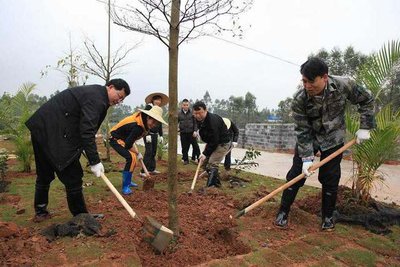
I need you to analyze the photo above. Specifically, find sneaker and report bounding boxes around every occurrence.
[321,217,335,231]
[139,172,147,178]
[150,170,161,175]
[274,210,289,228]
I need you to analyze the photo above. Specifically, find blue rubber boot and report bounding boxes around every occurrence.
[122,171,133,195]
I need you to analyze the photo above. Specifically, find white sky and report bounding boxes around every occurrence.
[1,0,399,109]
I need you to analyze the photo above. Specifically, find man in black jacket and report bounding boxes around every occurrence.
[193,101,231,187]
[178,99,200,165]
[26,79,130,222]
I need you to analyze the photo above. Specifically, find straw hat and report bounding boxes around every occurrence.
[222,118,231,129]
[139,106,168,125]
[145,92,169,107]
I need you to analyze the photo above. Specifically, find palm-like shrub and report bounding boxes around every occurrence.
[347,40,400,202]
[0,83,36,172]
[346,106,400,202]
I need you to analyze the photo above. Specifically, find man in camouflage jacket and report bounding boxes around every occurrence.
[275,57,375,231]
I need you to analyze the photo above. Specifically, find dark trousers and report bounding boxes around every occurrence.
[142,134,157,172]
[109,138,135,172]
[280,143,343,215]
[180,133,200,161]
[224,151,232,169]
[32,135,87,216]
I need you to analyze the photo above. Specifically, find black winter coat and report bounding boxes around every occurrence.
[197,112,230,157]
[26,85,109,171]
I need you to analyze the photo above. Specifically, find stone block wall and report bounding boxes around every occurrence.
[238,123,296,152]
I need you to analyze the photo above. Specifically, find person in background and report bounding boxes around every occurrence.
[26,79,130,222]
[222,118,239,171]
[110,106,167,195]
[274,57,375,231]
[178,99,200,165]
[140,93,169,176]
[192,101,231,187]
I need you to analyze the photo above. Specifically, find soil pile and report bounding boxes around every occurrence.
[0,221,50,266]
[97,187,251,266]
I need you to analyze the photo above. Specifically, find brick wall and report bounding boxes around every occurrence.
[238,123,296,152]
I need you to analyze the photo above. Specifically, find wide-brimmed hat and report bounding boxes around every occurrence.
[222,117,231,129]
[139,106,168,125]
[145,92,169,107]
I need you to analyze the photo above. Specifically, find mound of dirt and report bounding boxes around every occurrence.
[0,221,50,266]
[96,187,251,266]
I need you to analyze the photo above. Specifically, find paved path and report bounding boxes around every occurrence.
[182,142,400,205]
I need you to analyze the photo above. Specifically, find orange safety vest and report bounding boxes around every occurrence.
[110,112,147,172]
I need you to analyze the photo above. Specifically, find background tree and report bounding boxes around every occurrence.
[41,35,88,88]
[244,92,257,123]
[276,97,294,123]
[112,0,252,234]
[202,91,213,112]
[311,46,369,77]
[0,83,37,172]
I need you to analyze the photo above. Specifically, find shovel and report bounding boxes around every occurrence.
[100,173,173,252]
[235,139,356,218]
[134,143,155,190]
[188,158,204,193]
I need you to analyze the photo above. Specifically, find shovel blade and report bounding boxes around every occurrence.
[143,216,174,252]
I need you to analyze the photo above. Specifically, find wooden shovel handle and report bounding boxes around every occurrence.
[100,173,139,220]
[190,159,203,191]
[134,143,151,178]
[235,139,356,218]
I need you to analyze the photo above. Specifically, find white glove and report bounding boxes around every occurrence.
[356,129,370,144]
[90,162,104,178]
[302,160,314,177]
[199,154,207,162]
[158,136,164,144]
[232,142,238,148]
[145,135,152,143]
[192,131,198,138]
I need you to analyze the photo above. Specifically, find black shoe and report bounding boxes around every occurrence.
[321,217,335,231]
[183,161,189,165]
[32,212,51,223]
[274,210,289,228]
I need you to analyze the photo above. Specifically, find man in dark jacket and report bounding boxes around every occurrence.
[274,57,375,231]
[193,101,231,187]
[178,99,200,165]
[222,118,239,170]
[25,79,130,222]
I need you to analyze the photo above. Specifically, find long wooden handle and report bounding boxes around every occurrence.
[133,143,151,177]
[139,158,151,177]
[235,139,356,218]
[190,160,203,191]
[100,173,139,220]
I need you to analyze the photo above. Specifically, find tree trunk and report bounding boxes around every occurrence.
[167,0,181,235]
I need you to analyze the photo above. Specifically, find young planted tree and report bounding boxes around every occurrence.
[113,0,253,234]
[347,40,400,202]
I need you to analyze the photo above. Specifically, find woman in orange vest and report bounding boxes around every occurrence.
[110,106,167,195]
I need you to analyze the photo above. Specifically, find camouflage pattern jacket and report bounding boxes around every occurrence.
[292,75,375,158]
